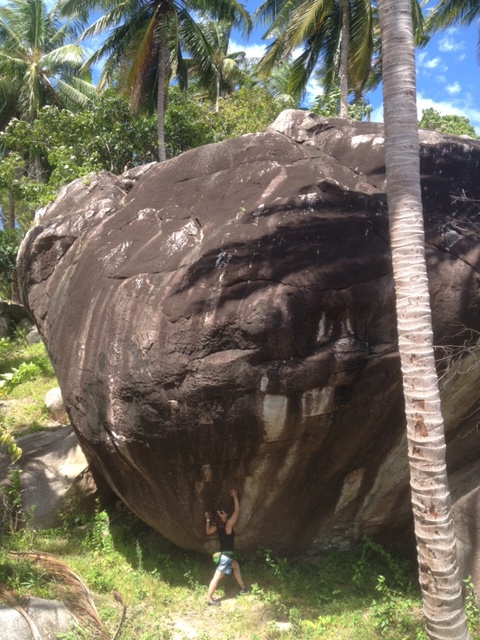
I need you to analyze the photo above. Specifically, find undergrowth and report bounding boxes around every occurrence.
[1,336,479,639]
[0,506,455,640]
[0,336,58,437]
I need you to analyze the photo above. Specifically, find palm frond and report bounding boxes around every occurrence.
[40,43,85,69]
[426,0,480,32]
[287,30,325,100]
[9,551,109,640]
[54,77,96,108]
[254,0,303,37]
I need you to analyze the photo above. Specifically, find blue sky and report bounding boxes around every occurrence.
[233,1,480,133]
[4,0,479,133]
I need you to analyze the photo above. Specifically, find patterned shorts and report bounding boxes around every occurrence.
[217,553,233,575]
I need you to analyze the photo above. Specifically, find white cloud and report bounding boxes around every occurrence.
[416,53,448,77]
[303,76,322,106]
[417,53,448,74]
[425,57,441,69]
[446,81,461,95]
[228,40,267,59]
[439,36,466,53]
[417,51,428,64]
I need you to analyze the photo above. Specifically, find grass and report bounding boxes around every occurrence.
[0,337,58,435]
[0,512,433,640]
[1,335,479,640]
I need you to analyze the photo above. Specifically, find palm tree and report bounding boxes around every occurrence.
[188,20,249,112]
[0,0,94,226]
[0,0,95,122]
[254,0,376,116]
[60,0,251,161]
[426,0,480,34]
[377,0,470,636]
[255,0,425,117]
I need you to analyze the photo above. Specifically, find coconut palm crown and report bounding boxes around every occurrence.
[59,0,252,161]
[0,0,95,121]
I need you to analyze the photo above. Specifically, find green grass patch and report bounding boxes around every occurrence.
[0,337,58,435]
[3,506,469,640]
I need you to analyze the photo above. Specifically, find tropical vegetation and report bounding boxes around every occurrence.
[1,0,480,636]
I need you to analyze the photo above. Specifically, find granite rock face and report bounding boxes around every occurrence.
[17,110,480,556]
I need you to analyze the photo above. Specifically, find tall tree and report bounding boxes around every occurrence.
[187,20,248,112]
[60,0,251,162]
[255,0,425,116]
[254,0,376,116]
[0,0,95,227]
[377,0,470,637]
[0,0,95,121]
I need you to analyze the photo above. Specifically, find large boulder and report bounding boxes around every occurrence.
[16,110,480,557]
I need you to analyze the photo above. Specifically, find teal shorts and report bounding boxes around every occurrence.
[217,553,233,575]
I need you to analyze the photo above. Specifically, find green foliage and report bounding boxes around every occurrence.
[164,87,216,158]
[81,506,114,556]
[419,108,478,138]
[211,85,287,140]
[370,575,426,638]
[0,0,94,122]
[311,88,373,121]
[55,625,89,640]
[0,228,21,300]
[0,502,432,640]
[164,85,288,158]
[464,576,480,633]
[0,430,22,463]
[0,350,44,462]
[0,361,42,395]
[0,337,57,461]
[0,469,23,533]
[0,93,159,230]
[0,548,51,595]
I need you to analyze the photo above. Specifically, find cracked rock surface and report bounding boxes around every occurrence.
[17,110,480,556]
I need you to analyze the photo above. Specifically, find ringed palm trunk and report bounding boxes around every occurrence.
[215,69,221,113]
[339,0,350,118]
[157,18,167,163]
[8,189,15,229]
[377,0,470,638]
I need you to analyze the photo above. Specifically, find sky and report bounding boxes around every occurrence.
[3,0,480,133]
[233,0,480,133]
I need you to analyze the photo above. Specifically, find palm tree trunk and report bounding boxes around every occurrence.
[34,154,43,183]
[8,189,15,229]
[339,0,350,118]
[157,18,167,163]
[215,70,221,113]
[377,0,470,638]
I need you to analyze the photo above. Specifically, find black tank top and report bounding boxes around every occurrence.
[217,526,235,552]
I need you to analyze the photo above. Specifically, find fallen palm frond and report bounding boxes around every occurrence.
[112,588,127,640]
[9,551,110,640]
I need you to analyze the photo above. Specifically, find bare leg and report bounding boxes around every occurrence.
[231,559,245,590]
[207,570,224,602]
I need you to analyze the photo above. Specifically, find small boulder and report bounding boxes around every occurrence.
[25,327,42,344]
[44,387,67,424]
[0,598,75,640]
[17,317,34,336]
